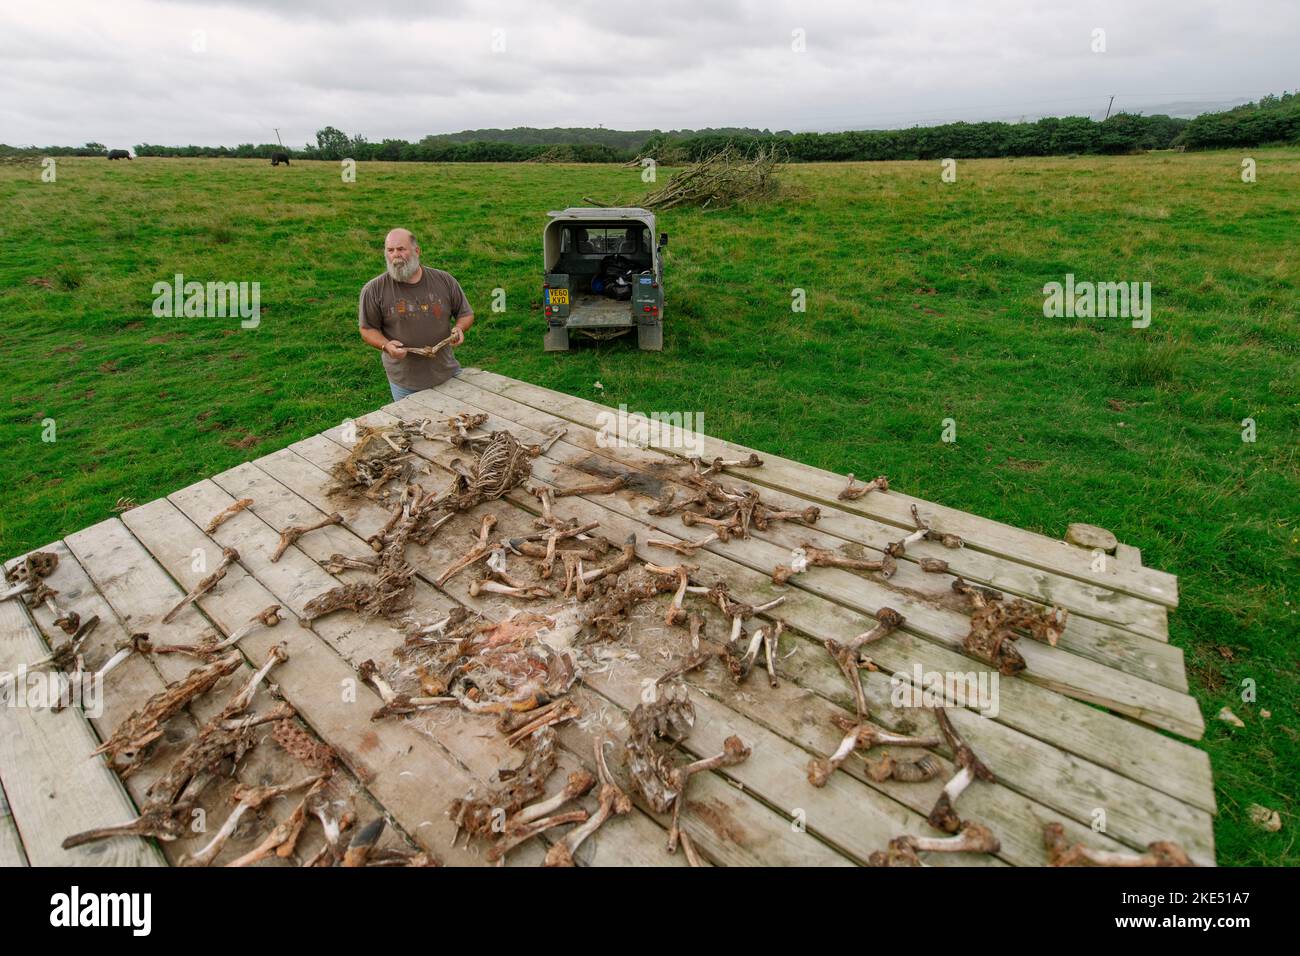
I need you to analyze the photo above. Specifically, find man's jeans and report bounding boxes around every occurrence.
[389,368,461,403]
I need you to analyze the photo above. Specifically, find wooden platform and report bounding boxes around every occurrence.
[0,368,1215,866]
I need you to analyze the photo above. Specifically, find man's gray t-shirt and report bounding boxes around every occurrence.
[358,268,472,390]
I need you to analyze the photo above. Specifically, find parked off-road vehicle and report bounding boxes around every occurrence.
[542,207,667,351]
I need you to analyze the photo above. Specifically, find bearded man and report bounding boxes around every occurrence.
[358,228,475,401]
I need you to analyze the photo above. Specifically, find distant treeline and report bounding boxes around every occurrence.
[4,93,1296,164]
[1177,91,1300,149]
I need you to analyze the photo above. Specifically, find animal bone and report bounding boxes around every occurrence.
[666,735,751,852]
[869,821,1001,866]
[553,475,626,497]
[91,652,244,774]
[679,511,734,541]
[403,332,456,359]
[469,571,553,601]
[342,817,386,866]
[772,543,896,585]
[752,503,820,531]
[863,752,945,783]
[62,804,196,849]
[838,474,888,501]
[502,698,581,748]
[953,577,1066,673]
[324,552,381,573]
[184,774,327,866]
[686,453,762,475]
[725,627,766,683]
[1042,822,1194,867]
[270,512,343,562]
[704,581,785,644]
[543,736,632,867]
[807,714,942,788]
[577,534,637,590]
[647,533,718,556]
[507,771,596,830]
[225,777,329,867]
[449,728,559,839]
[927,707,995,833]
[162,547,239,623]
[358,659,453,719]
[763,618,785,688]
[487,809,588,864]
[204,498,253,534]
[918,557,949,573]
[433,514,498,586]
[643,562,696,627]
[2,551,59,601]
[219,644,289,719]
[910,504,964,549]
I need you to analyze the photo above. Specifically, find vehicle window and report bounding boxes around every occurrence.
[573,227,637,254]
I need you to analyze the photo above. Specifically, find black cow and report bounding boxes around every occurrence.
[271,152,290,166]
[107,149,131,160]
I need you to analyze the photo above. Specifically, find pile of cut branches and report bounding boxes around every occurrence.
[640,144,784,210]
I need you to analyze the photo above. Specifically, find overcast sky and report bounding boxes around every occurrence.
[1,0,1295,147]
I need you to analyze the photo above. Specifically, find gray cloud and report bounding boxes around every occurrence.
[1,0,1295,147]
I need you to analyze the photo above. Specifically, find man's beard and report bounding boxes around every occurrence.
[387,253,421,282]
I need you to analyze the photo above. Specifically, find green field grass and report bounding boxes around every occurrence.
[1,152,1296,865]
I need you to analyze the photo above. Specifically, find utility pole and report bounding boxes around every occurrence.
[274,128,284,147]
[1103,95,1115,120]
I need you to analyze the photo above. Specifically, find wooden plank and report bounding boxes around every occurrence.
[459,367,1181,608]
[396,389,1204,740]
[441,374,1172,644]
[423,380,1184,687]
[288,424,1214,863]
[213,458,856,866]
[0,597,163,866]
[0,780,28,866]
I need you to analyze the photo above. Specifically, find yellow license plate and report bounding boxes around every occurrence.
[549,288,569,305]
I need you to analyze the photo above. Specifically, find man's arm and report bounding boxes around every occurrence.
[359,284,406,357]
[447,277,474,345]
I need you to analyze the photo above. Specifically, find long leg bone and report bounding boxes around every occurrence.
[927,707,995,833]
[838,474,888,501]
[162,548,240,623]
[220,644,289,719]
[1043,822,1194,867]
[183,774,327,866]
[204,498,253,534]
[807,715,942,787]
[543,737,631,867]
[433,514,498,586]
[773,543,897,585]
[270,513,344,562]
[487,809,588,864]
[225,777,329,867]
[869,821,1002,867]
